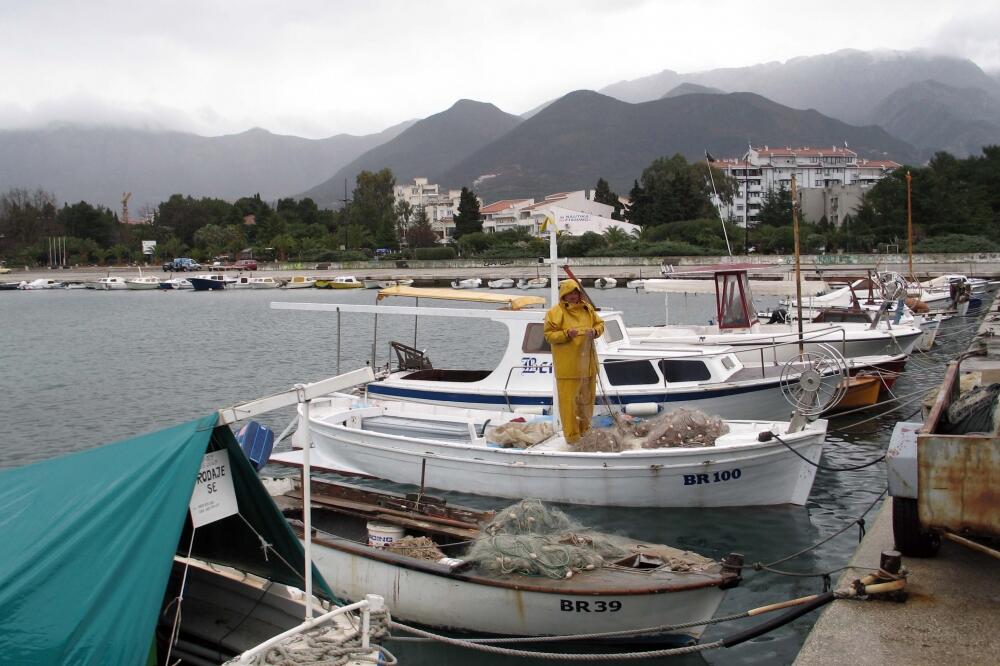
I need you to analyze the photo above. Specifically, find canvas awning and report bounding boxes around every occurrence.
[0,416,333,665]
[642,278,830,297]
[377,284,545,310]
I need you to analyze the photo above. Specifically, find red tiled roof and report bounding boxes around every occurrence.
[480,198,532,214]
[857,159,901,169]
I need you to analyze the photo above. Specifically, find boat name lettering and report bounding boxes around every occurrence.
[520,357,553,374]
[683,469,741,485]
[560,599,622,612]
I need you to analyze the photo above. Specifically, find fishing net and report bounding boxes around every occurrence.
[942,383,1000,435]
[566,408,729,452]
[466,499,629,579]
[384,535,446,561]
[486,421,554,448]
[637,408,729,449]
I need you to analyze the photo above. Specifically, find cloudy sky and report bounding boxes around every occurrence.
[1,0,998,139]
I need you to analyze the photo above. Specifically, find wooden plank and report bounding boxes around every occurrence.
[372,513,480,541]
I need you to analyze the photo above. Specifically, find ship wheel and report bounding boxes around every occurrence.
[780,343,849,417]
[878,272,908,301]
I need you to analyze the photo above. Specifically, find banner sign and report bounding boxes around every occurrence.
[141,240,156,255]
[189,449,239,528]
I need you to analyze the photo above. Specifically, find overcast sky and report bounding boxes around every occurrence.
[1,0,998,139]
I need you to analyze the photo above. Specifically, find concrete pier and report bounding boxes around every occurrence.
[796,293,1000,666]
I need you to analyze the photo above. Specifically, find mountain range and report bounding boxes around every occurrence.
[0,48,997,211]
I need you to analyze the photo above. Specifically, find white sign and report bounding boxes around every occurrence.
[142,240,156,255]
[189,449,239,528]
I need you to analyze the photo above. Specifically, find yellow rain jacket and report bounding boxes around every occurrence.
[544,280,605,441]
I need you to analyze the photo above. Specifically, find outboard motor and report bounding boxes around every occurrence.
[768,308,789,324]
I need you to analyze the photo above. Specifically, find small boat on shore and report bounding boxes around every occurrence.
[517,277,548,289]
[450,277,482,289]
[94,276,128,290]
[488,278,515,289]
[124,275,161,290]
[18,278,63,290]
[363,279,381,289]
[379,279,413,288]
[594,277,618,289]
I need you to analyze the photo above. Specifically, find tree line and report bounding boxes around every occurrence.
[1,146,997,267]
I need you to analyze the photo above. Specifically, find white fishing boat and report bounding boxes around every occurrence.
[276,477,739,643]
[18,278,63,289]
[272,287,893,421]
[280,393,828,507]
[488,278,515,289]
[363,279,382,289]
[249,276,283,289]
[450,277,482,289]
[95,276,128,290]
[594,277,618,289]
[626,279,646,289]
[378,279,414,288]
[631,270,924,363]
[162,277,193,289]
[517,277,548,289]
[124,275,161,290]
[231,274,254,289]
[285,275,316,289]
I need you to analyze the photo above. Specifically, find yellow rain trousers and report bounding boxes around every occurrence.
[544,281,605,442]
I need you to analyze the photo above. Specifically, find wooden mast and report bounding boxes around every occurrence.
[906,171,914,282]
[791,174,804,353]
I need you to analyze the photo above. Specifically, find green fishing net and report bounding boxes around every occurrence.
[466,499,629,579]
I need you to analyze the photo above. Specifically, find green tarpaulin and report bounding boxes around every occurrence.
[0,415,335,666]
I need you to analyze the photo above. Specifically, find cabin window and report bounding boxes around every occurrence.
[659,360,711,382]
[522,323,551,353]
[602,320,624,343]
[603,360,660,385]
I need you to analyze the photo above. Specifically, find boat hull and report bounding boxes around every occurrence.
[308,414,827,507]
[189,277,226,290]
[308,539,726,643]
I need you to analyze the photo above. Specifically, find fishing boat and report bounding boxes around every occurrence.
[161,277,193,290]
[272,287,894,421]
[17,278,63,289]
[124,275,161,290]
[285,275,316,289]
[488,278,515,289]
[379,279,414,288]
[363,279,382,289]
[0,414,386,665]
[231,274,254,289]
[594,277,618,289]
[317,276,364,289]
[274,476,741,643]
[249,276,283,289]
[189,273,236,291]
[450,277,482,289]
[276,392,828,507]
[95,276,128,290]
[517,277,548,289]
[631,270,923,363]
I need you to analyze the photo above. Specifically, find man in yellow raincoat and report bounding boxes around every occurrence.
[544,279,605,442]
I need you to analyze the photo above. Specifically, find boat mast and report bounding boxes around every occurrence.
[791,174,804,353]
[906,171,914,283]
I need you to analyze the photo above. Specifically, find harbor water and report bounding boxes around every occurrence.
[0,286,978,665]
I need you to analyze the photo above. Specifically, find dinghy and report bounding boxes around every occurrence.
[594,277,617,289]
[488,278,515,289]
[450,277,482,289]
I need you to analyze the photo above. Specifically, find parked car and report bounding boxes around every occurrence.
[163,258,202,272]
[234,259,258,271]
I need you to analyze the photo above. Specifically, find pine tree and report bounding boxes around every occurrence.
[593,178,623,220]
[452,187,482,239]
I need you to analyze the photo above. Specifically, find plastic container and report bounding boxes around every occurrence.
[367,522,405,548]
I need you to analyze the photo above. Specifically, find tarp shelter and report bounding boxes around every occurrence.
[0,414,335,665]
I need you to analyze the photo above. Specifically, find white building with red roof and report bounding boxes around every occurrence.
[481,191,637,237]
[393,177,466,240]
[711,146,901,227]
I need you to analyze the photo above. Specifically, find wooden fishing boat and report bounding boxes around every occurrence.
[272,476,741,644]
[829,374,882,412]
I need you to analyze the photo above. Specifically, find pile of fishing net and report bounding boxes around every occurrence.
[485,420,554,448]
[385,535,446,561]
[465,499,629,579]
[566,408,729,452]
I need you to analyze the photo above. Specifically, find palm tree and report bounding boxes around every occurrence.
[603,225,629,246]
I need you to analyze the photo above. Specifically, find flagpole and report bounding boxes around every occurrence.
[705,151,732,256]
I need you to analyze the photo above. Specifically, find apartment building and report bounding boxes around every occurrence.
[393,178,464,239]
[710,146,900,227]
[481,191,637,236]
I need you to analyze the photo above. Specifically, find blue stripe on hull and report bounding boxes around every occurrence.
[367,380,783,407]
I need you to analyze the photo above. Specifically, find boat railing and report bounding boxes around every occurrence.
[230,594,386,664]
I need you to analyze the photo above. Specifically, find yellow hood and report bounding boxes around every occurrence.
[558,279,581,300]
